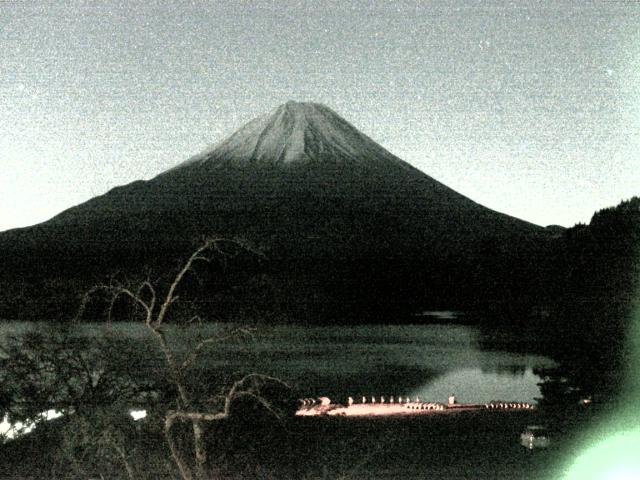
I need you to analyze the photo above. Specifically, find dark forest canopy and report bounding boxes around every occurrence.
[0,197,637,329]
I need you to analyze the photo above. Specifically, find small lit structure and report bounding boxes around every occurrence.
[520,425,550,450]
[296,393,535,417]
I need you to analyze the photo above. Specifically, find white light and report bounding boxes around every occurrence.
[130,409,147,421]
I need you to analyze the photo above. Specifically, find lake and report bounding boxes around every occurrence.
[0,320,555,407]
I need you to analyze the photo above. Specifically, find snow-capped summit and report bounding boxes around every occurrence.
[179,101,409,169]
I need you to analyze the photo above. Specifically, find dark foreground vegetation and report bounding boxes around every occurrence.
[0,198,637,478]
[508,197,638,399]
[0,317,612,479]
[0,402,601,479]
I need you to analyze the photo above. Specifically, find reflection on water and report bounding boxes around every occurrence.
[242,323,555,404]
[0,321,556,435]
[410,367,545,404]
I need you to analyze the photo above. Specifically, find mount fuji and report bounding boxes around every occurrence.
[0,101,552,321]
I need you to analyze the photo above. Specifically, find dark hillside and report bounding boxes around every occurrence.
[0,102,551,322]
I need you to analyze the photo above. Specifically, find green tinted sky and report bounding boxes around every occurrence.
[1,0,638,231]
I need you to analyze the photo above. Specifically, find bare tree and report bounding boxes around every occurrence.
[77,238,290,480]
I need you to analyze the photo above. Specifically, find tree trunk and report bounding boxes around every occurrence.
[165,414,194,480]
[192,419,208,480]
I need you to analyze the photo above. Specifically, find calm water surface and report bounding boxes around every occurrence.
[246,323,554,404]
[0,321,554,407]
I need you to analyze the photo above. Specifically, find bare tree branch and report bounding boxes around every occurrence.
[76,284,153,324]
[180,327,254,371]
[136,280,157,314]
[149,327,190,408]
[156,238,226,327]
[76,237,272,480]
[224,373,291,415]
[166,410,227,423]
[229,391,287,425]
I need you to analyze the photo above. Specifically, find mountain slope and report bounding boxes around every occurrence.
[41,101,539,245]
[0,101,551,321]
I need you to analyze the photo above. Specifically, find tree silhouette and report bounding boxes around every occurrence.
[77,237,292,480]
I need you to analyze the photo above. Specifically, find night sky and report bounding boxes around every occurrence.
[1,0,638,231]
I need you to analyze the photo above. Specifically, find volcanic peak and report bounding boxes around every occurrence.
[180,101,408,170]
